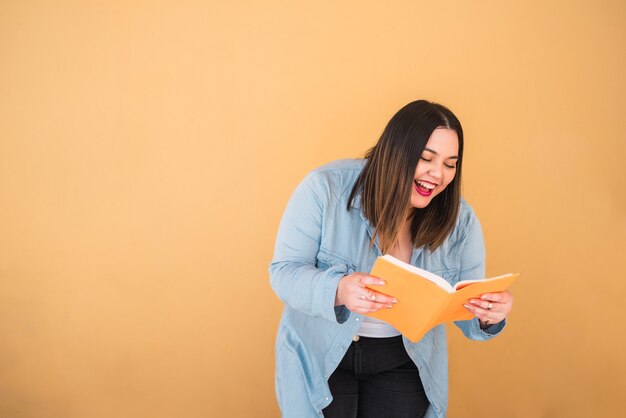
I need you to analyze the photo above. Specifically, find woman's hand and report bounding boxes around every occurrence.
[465,290,513,328]
[335,272,398,314]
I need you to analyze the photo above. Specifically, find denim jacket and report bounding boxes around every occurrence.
[269,159,505,418]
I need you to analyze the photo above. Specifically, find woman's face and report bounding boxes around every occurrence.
[410,127,459,209]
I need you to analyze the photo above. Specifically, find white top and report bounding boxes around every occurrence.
[356,316,401,338]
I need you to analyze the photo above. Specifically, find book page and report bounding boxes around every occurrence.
[381,254,453,292]
[453,273,516,291]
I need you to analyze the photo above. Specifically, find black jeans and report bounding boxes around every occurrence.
[323,335,429,418]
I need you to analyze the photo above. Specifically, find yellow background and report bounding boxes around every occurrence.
[1,1,624,417]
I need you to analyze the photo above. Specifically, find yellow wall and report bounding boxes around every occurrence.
[1,1,624,417]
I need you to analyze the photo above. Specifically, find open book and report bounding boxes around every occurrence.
[364,254,518,342]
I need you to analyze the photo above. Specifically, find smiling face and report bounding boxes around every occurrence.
[410,127,459,210]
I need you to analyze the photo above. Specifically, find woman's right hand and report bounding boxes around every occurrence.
[335,272,398,314]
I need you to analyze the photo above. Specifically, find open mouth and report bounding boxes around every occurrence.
[414,180,436,197]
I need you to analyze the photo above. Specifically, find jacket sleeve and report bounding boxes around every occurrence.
[453,205,507,340]
[269,172,351,324]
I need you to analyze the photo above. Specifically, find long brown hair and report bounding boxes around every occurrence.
[347,100,464,253]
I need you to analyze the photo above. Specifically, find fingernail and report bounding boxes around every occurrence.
[481,295,489,300]
[464,304,471,309]
[378,280,385,285]
[387,304,393,309]
[392,299,398,304]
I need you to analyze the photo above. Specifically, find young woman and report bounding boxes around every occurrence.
[269,100,513,418]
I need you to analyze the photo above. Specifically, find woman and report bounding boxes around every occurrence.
[269,100,513,418]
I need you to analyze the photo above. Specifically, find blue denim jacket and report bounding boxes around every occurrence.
[270,159,505,418]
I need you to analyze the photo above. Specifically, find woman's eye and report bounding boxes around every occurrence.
[444,163,456,169]
[420,157,431,162]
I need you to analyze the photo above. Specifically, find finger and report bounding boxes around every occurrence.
[464,303,497,319]
[360,290,376,301]
[358,290,397,305]
[350,298,391,313]
[359,275,387,287]
[464,303,482,316]
[360,300,394,313]
[469,299,496,311]
[480,292,508,303]
[354,275,366,288]
[369,290,398,305]
[354,289,396,312]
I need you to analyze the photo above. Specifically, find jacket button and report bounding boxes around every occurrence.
[352,335,360,342]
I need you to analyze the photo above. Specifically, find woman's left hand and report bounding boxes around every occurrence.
[464,290,513,328]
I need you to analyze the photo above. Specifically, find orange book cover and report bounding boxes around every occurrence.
[365,255,518,342]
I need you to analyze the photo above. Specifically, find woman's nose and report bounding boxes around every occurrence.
[428,164,443,179]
